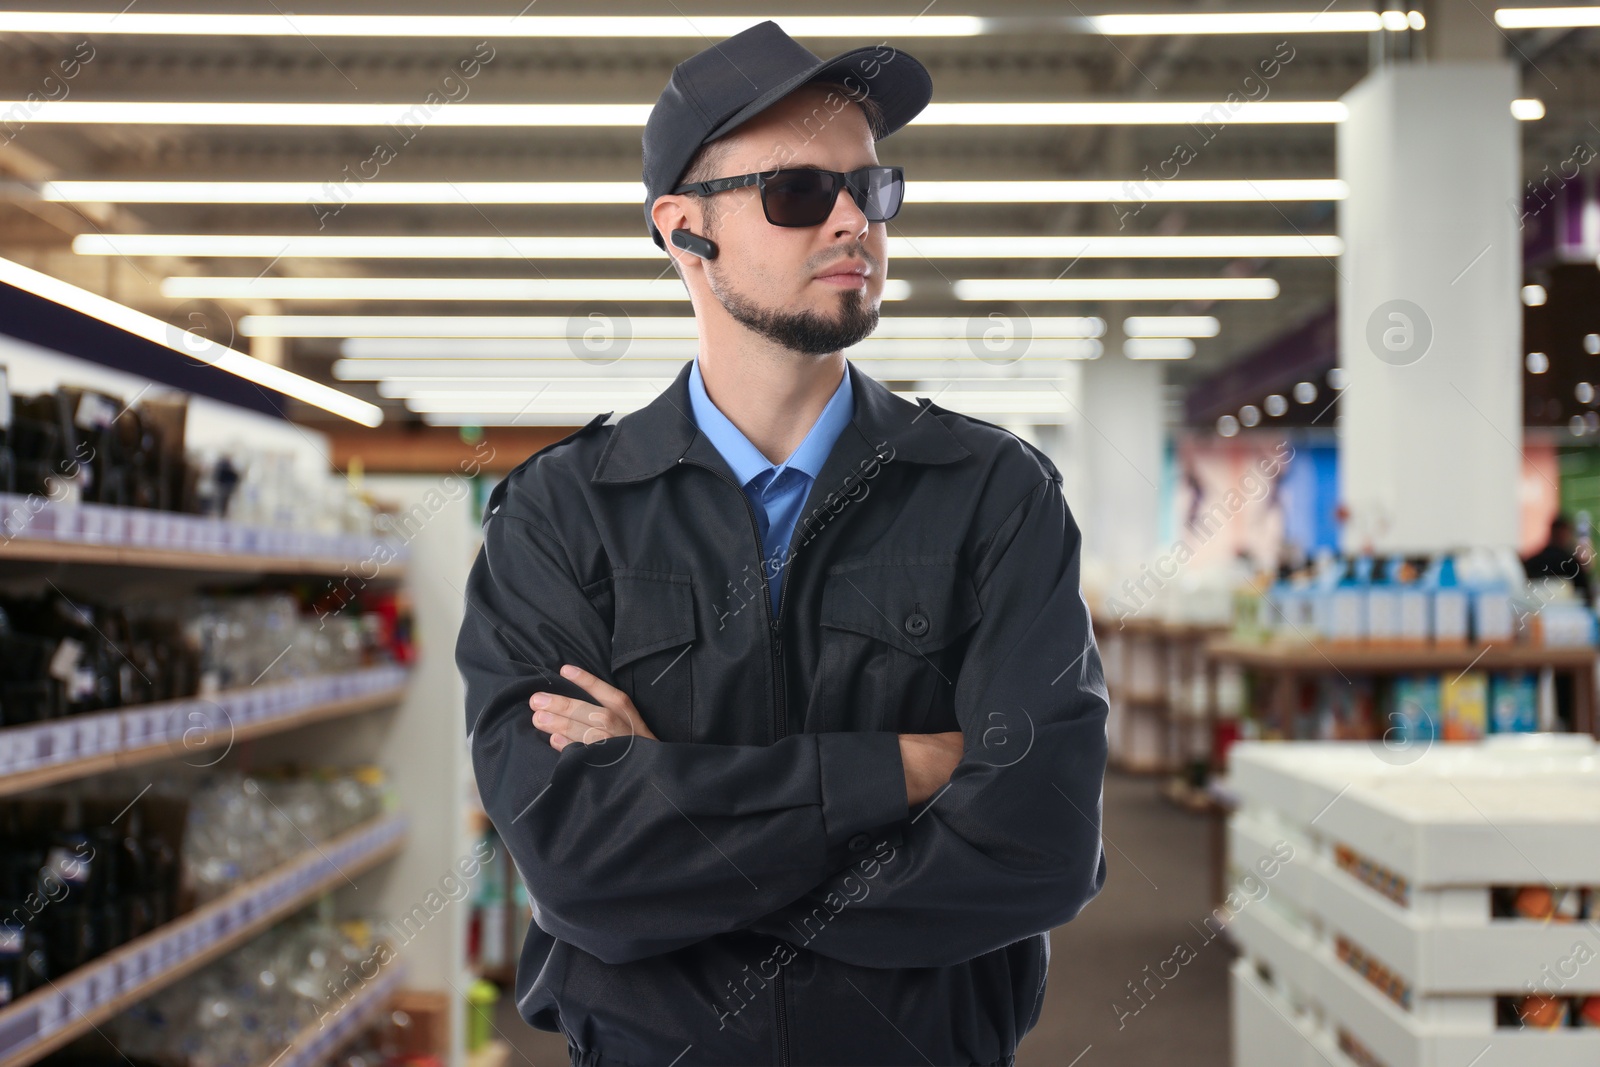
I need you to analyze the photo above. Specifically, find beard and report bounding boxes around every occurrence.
[705,257,880,356]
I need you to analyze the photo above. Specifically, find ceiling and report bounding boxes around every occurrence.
[0,1,1594,433]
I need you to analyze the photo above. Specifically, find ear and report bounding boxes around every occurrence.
[651,194,692,248]
[649,195,700,271]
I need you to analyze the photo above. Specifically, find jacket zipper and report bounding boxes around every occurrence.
[678,457,794,1067]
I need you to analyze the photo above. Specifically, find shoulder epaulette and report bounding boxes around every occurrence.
[916,399,1063,486]
[482,411,613,526]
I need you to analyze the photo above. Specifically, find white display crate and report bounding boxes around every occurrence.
[1233,957,1362,1067]
[1227,736,1600,1067]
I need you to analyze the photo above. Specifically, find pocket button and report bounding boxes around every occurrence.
[847,833,872,852]
[903,612,930,637]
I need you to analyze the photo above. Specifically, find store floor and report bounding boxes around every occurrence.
[488,770,1229,1067]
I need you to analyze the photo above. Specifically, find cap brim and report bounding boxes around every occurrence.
[701,42,932,145]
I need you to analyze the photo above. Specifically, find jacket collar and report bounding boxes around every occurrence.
[592,358,970,485]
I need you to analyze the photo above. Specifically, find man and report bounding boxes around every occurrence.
[1523,513,1594,606]
[458,20,1108,1067]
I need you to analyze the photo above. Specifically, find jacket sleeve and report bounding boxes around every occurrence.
[743,475,1110,969]
[458,506,910,966]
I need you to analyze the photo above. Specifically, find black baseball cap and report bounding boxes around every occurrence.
[641,19,934,251]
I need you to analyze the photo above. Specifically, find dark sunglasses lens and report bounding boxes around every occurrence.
[761,168,904,225]
[763,170,841,225]
[858,168,904,221]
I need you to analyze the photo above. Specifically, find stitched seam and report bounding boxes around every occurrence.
[818,555,981,660]
[611,573,696,662]
[495,511,590,593]
[973,477,1051,583]
[824,552,960,576]
[497,509,566,550]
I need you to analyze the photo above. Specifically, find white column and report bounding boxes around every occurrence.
[1336,60,1521,553]
[1078,351,1165,571]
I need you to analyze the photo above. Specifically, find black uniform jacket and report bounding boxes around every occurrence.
[457,358,1109,1067]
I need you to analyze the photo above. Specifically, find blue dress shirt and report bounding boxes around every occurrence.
[687,355,855,622]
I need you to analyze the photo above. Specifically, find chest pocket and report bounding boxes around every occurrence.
[610,570,697,743]
[813,556,983,735]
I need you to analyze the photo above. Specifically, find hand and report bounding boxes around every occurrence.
[531,664,658,751]
[898,731,964,807]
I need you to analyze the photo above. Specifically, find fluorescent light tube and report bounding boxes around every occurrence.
[1496,7,1600,28]
[1090,12,1383,33]
[0,14,987,36]
[329,341,1105,377]
[171,277,908,302]
[253,316,1101,341]
[916,179,1347,202]
[1123,316,1221,337]
[0,254,382,426]
[954,278,1279,301]
[83,234,1339,259]
[415,395,1073,423]
[12,100,1348,127]
[34,178,1346,205]
[1511,98,1546,121]
[1123,337,1197,359]
[337,352,1103,383]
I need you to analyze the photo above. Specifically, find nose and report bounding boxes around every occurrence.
[824,181,870,239]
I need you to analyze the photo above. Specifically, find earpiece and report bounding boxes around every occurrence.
[670,228,719,261]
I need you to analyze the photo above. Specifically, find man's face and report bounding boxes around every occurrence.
[680,84,889,357]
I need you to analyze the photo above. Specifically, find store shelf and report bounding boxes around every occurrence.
[0,494,407,578]
[1096,615,1228,775]
[0,812,407,1067]
[1207,638,1600,742]
[272,959,408,1067]
[1095,615,1226,640]
[0,664,411,797]
[0,340,465,1062]
[1205,637,1598,672]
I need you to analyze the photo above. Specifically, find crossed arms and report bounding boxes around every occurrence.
[457,476,1109,969]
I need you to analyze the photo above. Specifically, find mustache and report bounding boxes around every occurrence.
[815,247,877,272]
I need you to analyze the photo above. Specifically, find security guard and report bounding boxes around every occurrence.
[458,20,1109,1067]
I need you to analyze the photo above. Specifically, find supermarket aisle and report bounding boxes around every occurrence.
[1021,771,1230,1067]
[488,770,1228,1067]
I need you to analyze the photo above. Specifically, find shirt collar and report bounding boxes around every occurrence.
[591,358,971,485]
[687,355,855,488]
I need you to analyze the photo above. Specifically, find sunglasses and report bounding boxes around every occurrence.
[670,165,905,228]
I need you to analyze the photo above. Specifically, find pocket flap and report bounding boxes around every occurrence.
[820,556,983,656]
[610,570,697,671]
